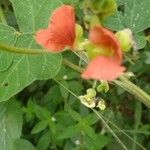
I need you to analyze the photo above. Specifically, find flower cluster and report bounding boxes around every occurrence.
[35,5,127,81]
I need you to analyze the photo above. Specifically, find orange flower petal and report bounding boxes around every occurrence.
[82,56,125,81]
[89,26,122,63]
[35,5,75,52]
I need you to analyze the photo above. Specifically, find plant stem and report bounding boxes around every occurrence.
[114,76,150,108]
[0,42,48,55]
[92,109,128,150]
[63,58,84,73]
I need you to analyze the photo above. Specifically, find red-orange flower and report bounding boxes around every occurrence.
[35,5,75,52]
[82,26,125,81]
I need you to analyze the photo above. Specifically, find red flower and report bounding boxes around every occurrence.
[89,26,122,63]
[35,5,75,52]
[82,26,125,81]
[82,56,125,81]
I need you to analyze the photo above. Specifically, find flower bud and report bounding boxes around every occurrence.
[74,24,84,49]
[86,88,96,98]
[97,81,109,93]
[83,0,117,18]
[91,0,117,18]
[75,24,83,38]
[90,15,101,28]
[115,29,133,52]
[84,41,112,60]
[100,0,117,17]
[97,99,106,110]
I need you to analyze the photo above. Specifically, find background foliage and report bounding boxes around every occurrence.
[0,0,150,150]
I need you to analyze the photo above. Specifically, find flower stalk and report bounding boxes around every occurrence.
[114,76,150,108]
[0,42,48,55]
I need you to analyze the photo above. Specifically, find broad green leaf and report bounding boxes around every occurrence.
[104,0,150,33]
[31,120,48,134]
[103,11,125,31]
[134,34,146,50]
[14,139,36,150]
[124,0,150,33]
[0,0,63,102]
[0,100,23,150]
[117,0,126,5]
[11,0,63,32]
[0,24,16,71]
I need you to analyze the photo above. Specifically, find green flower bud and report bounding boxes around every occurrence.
[90,15,101,28]
[86,88,96,98]
[97,81,109,93]
[84,41,113,60]
[91,0,117,18]
[75,24,83,38]
[100,0,117,17]
[74,24,84,49]
[97,99,106,110]
[115,29,133,52]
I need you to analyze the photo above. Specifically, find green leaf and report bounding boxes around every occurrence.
[11,0,63,32]
[145,52,150,65]
[31,120,48,134]
[14,139,36,150]
[0,0,63,102]
[103,11,125,31]
[83,125,97,140]
[33,105,51,120]
[134,34,146,50]
[117,0,126,5]
[104,0,150,33]
[59,80,69,100]
[58,125,80,139]
[124,0,150,33]
[68,109,81,122]
[36,132,51,150]
[0,100,23,150]
[84,134,109,150]
[134,102,142,129]
[83,113,99,126]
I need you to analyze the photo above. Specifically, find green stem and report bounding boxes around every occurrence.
[0,42,48,55]
[63,58,84,73]
[114,76,150,108]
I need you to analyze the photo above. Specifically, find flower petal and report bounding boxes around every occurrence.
[82,56,125,81]
[35,5,75,52]
[35,29,65,52]
[89,26,122,63]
